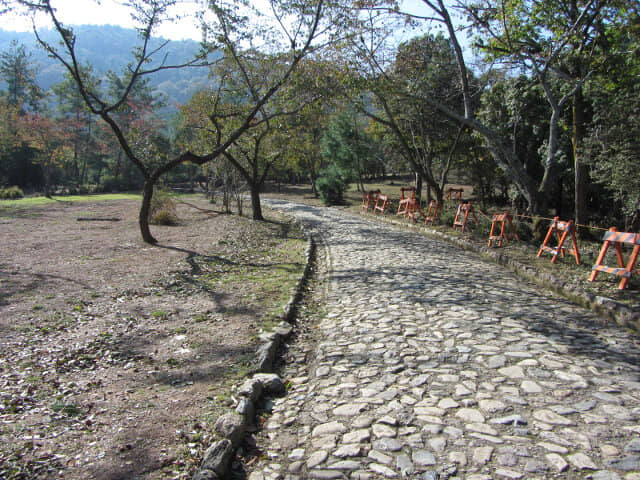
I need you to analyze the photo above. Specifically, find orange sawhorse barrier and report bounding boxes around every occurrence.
[590,228,640,290]
[405,197,423,222]
[374,194,389,214]
[537,217,580,264]
[424,201,442,225]
[397,187,416,216]
[488,211,520,247]
[453,202,478,231]
[446,188,464,201]
[361,190,379,213]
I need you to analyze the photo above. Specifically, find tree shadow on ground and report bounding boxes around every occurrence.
[0,267,91,307]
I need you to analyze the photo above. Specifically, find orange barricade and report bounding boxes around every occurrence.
[453,202,477,231]
[361,190,379,213]
[397,187,416,216]
[446,188,464,201]
[590,228,640,290]
[424,201,442,225]
[405,197,423,222]
[374,194,389,214]
[488,211,520,247]
[537,217,580,264]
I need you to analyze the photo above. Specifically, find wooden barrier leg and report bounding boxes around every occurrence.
[571,231,581,265]
[614,242,625,268]
[590,240,611,282]
[537,223,556,258]
[488,219,497,247]
[552,229,570,264]
[619,244,640,290]
[499,221,507,247]
[557,231,566,259]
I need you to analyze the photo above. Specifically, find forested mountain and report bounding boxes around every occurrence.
[0,25,214,107]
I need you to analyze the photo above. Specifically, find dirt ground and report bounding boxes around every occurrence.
[0,196,306,479]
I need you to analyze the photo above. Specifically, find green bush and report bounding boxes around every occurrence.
[317,170,345,206]
[513,219,534,242]
[149,188,180,225]
[0,186,24,199]
[100,175,120,193]
[151,209,180,226]
[440,205,458,227]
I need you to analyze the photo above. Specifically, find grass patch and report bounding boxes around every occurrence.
[0,193,141,208]
[151,310,169,320]
[51,400,83,417]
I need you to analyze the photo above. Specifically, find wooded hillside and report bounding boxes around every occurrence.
[0,25,212,106]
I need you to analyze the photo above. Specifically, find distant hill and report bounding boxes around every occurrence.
[0,25,216,110]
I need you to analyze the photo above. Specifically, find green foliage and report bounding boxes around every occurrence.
[513,220,534,242]
[321,109,374,186]
[0,40,41,111]
[51,400,83,417]
[149,188,179,226]
[587,81,640,229]
[316,167,346,206]
[0,186,23,199]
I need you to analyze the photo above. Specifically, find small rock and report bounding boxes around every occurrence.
[567,452,597,470]
[201,440,233,478]
[455,408,485,423]
[214,414,246,448]
[312,421,347,437]
[472,446,493,465]
[397,453,414,475]
[413,449,436,466]
[545,453,568,472]
[306,450,328,468]
[252,373,285,394]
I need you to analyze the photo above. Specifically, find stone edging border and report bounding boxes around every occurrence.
[367,212,639,332]
[192,221,316,480]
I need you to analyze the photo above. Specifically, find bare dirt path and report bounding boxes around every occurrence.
[0,197,306,479]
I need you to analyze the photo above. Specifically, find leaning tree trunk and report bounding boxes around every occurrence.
[249,183,263,221]
[139,180,156,244]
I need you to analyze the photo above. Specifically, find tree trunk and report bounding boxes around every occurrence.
[556,175,564,218]
[114,149,122,186]
[44,161,52,198]
[414,172,423,201]
[250,183,263,221]
[573,89,587,234]
[139,180,157,244]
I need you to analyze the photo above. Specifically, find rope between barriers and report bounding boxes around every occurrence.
[468,206,611,232]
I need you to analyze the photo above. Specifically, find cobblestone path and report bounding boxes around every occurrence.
[253,200,640,480]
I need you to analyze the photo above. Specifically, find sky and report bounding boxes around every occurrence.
[0,0,457,46]
[0,0,204,41]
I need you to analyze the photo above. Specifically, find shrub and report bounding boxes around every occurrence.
[440,205,457,227]
[0,186,24,199]
[149,188,180,226]
[513,219,534,242]
[151,209,180,226]
[317,170,345,206]
[533,219,549,243]
[100,175,120,193]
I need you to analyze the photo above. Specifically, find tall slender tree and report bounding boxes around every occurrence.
[0,40,42,112]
